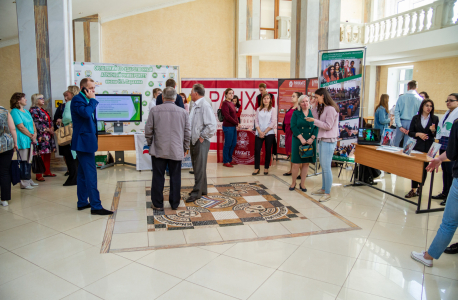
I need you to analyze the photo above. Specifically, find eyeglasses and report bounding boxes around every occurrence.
[445,100,458,103]
[38,97,44,100]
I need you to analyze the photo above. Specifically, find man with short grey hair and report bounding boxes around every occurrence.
[186,84,217,203]
[145,87,191,210]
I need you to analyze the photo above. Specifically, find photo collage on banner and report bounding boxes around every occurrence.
[73,62,179,133]
[319,50,364,162]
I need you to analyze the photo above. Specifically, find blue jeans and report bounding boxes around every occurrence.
[393,119,411,147]
[223,126,237,164]
[428,178,458,259]
[319,141,336,194]
[76,151,103,210]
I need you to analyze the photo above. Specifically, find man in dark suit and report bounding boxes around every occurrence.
[155,79,184,108]
[71,78,113,215]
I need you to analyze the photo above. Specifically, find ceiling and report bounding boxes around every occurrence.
[0,0,194,43]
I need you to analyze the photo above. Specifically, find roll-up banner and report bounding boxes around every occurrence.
[181,79,278,150]
[318,48,366,162]
[72,62,179,133]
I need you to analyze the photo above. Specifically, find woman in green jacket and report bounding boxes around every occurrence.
[290,95,318,192]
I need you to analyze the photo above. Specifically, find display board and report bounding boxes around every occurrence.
[182,79,278,150]
[318,49,365,162]
[276,79,307,155]
[73,62,179,133]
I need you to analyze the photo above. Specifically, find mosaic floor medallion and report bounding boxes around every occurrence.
[146,182,304,231]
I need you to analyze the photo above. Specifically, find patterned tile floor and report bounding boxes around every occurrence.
[104,175,360,253]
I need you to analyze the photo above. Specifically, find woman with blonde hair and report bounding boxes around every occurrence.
[60,85,80,186]
[289,95,318,191]
[29,93,56,181]
[374,94,391,131]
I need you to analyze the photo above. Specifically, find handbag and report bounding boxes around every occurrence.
[56,123,73,146]
[299,144,314,158]
[217,109,225,122]
[31,144,46,174]
[10,151,21,185]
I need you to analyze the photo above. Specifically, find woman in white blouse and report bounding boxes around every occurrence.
[253,94,277,175]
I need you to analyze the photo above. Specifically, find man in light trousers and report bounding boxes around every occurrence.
[186,84,217,203]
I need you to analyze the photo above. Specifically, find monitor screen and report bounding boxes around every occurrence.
[97,120,105,132]
[95,94,142,122]
[358,128,381,143]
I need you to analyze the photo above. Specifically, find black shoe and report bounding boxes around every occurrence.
[64,171,69,176]
[299,184,307,192]
[171,207,178,210]
[289,184,296,191]
[63,182,77,186]
[189,170,194,174]
[91,208,114,215]
[151,205,164,211]
[432,193,447,200]
[77,204,91,211]
[283,172,292,176]
[188,192,207,196]
[440,200,447,206]
[186,196,199,203]
[252,169,260,176]
[444,242,458,254]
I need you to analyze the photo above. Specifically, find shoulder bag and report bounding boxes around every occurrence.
[31,144,46,174]
[11,151,21,185]
[56,123,73,146]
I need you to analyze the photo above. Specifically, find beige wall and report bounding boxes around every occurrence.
[341,0,363,23]
[259,61,290,78]
[0,44,22,109]
[378,56,458,112]
[102,0,236,79]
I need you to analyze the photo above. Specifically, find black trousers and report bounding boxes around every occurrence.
[440,149,454,196]
[0,149,14,201]
[151,156,181,209]
[61,145,78,186]
[255,134,275,169]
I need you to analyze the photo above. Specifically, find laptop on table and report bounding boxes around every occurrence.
[357,128,381,145]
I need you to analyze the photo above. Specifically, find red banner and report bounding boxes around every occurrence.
[216,129,266,165]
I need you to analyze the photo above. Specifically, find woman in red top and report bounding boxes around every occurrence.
[29,93,57,181]
[283,92,301,176]
[232,95,242,123]
[221,88,239,168]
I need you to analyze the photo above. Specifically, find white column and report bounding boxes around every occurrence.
[16,0,39,109]
[328,0,341,50]
[367,64,377,117]
[290,0,320,78]
[237,0,247,78]
[47,0,73,115]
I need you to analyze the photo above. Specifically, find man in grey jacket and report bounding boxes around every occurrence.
[186,84,217,203]
[145,87,191,210]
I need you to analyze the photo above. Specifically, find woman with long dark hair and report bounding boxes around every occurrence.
[405,99,439,198]
[221,88,239,168]
[374,94,391,131]
[334,62,343,80]
[232,95,242,123]
[306,88,340,202]
[253,94,277,175]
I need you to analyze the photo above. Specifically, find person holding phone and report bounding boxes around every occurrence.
[70,78,113,215]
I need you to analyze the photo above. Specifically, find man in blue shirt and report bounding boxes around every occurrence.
[393,80,423,147]
[71,78,113,215]
[155,79,184,108]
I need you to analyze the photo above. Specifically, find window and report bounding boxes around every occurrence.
[259,0,291,39]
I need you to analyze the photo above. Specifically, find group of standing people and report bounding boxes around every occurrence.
[282,89,340,202]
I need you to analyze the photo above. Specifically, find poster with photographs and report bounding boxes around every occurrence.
[319,49,365,158]
[333,138,356,162]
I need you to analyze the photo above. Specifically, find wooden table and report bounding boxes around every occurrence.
[97,134,136,169]
[353,144,443,214]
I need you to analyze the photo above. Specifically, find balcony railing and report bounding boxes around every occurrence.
[340,0,458,44]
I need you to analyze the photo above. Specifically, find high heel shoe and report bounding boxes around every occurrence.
[299,184,307,192]
[289,183,296,191]
[252,169,260,175]
[264,169,269,175]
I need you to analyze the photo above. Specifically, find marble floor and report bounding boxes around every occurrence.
[0,152,457,300]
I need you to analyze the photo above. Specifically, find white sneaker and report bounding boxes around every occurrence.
[1,200,8,207]
[28,180,39,186]
[312,189,325,195]
[319,194,331,202]
[411,251,433,267]
[20,181,33,189]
